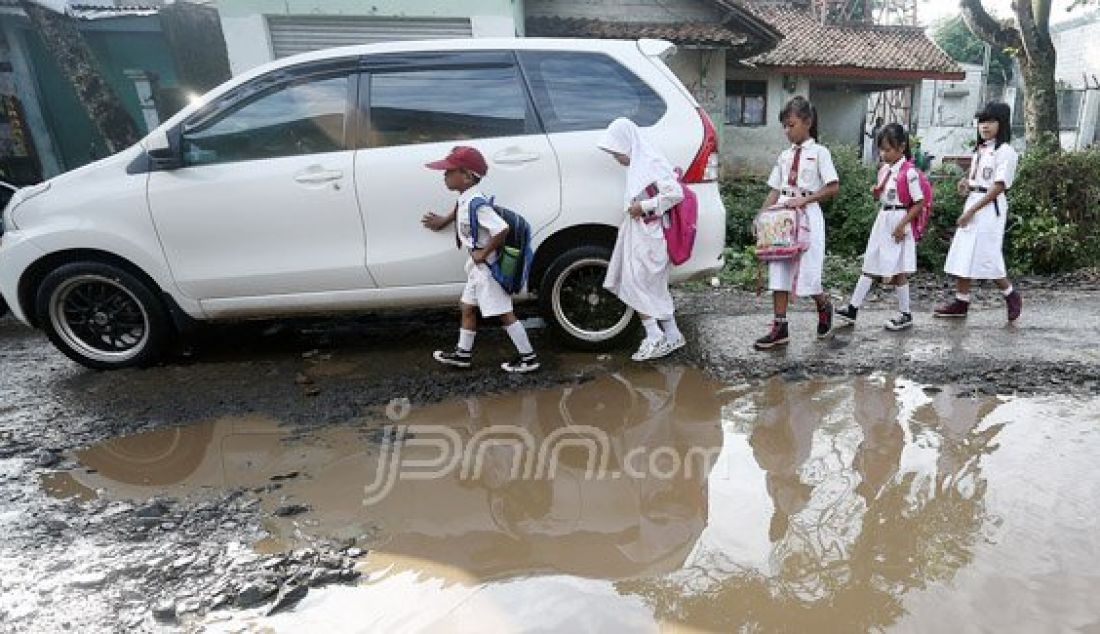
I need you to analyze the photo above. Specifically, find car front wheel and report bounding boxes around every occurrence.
[35,262,170,370]
[539,245,637,351]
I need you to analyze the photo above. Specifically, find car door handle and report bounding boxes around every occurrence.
[492,151,540,165]
[294,169,344,184]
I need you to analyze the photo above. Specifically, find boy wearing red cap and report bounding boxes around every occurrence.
[422,146,540,373]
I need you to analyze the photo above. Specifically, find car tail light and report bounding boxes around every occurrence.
[683,107,719,183]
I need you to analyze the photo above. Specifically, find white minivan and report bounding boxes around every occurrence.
[0,37,725,370]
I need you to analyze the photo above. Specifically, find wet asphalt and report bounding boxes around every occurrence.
[1,283,1099,631]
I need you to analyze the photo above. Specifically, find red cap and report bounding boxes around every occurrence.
[425,146,488,178]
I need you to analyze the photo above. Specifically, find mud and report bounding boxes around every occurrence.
[2,287,1100,632]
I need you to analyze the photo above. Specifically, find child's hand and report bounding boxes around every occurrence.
[956,179,968,197]
[957,210,975,228]
[471,248,488,264]
[627,202,645,219]
[892,224,907,243]
[784,196,809,209]
[421,212,450,231]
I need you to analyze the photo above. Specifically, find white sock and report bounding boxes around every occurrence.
[1002,285,1014,297]
[850,275,874,308]
[658,317,683,342]
[504,321,534,355]
[897,284,911,314]
[458,328,476,352]
[956,292,971,302]
[642,318,662,343]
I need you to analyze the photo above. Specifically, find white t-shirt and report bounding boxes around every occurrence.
[455,188,508,264]
[767,139,839,194]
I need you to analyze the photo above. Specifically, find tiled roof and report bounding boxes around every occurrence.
[744,4,964,79]
[526,16,759,50]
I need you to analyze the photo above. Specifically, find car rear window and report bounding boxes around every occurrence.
[518,51,667,133]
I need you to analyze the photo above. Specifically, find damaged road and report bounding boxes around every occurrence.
[1,282,1099,632]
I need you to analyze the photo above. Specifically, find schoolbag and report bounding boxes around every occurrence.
[643,168,698,266]
[876,160,934,241]
[753,206,809,262]
[467,196,534,294]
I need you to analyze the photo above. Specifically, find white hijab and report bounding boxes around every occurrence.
[597,118,677,206]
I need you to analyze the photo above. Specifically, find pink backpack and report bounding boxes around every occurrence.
[645,168,698,266]
[877,160,934,241]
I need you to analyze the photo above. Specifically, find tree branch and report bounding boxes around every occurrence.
[958,0,1021,50]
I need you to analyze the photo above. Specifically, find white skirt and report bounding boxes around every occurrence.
[768,201,825,297]
[861,207,917,277]
[604,216,674,319]
[944,193,1007,280]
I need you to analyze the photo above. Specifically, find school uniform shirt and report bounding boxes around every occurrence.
[603,176,684,320]
[944,140,1018,280]
[766,139,839,296]
[455,187,513,317]
[862,158,921,277]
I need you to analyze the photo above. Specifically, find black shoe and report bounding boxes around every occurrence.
[433,348,472,368]
[817,301,834,338]
[753,321,789,350]
[834,304,858,328]
[502,353,540,374]
[885,312,913,331]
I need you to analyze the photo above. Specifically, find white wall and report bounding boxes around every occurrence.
[918,64,987,160]
[722,69,810,175]
[1052,10,1100,89]
[811,85,866,153]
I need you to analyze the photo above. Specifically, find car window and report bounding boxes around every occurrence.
[518,51,666,133]
[364,64,529,148]
[182,74,349,166]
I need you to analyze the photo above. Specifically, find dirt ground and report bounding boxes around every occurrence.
[1,281,1098,632]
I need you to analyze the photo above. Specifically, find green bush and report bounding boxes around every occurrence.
[820,145,878,258]
[1005,146,1100,273]
[720,179,770,248]
[917,163,966,270]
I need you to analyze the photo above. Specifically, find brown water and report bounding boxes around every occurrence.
[47,369,1100,632]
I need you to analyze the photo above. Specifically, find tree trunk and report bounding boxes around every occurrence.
[959,0,1060,147]
[21,2,141,154]
[1020,46,1060,147]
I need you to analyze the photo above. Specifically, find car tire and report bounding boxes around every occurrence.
[0,295,8,318]
[35,261,170,370]
[539,245,638,351]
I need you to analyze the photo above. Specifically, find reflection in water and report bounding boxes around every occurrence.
[47,371,1100,632]
[620,377,1007,631]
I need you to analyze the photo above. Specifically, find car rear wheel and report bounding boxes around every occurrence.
[539,245,637,351]
[36,262,170,370]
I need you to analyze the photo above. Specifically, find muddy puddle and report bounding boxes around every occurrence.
[44,369,1100,632]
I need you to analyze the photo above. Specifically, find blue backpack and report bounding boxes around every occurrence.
[467,196,534,295]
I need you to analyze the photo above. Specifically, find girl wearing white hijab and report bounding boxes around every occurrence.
[598,118,686,361]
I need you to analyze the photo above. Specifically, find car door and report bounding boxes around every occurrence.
[516,50,673,234]
[354,51,561,288]
[147,59,373,300]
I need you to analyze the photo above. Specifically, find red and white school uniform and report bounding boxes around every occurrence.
[944,140,1019,280]
[863,158,921,277]
[766,139,839,296]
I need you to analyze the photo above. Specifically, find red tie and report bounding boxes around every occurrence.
[788,146,802,188]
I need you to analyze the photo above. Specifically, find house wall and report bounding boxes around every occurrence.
[666,47,725,136]
[918,63,986,160]
[216,0,522,75]
[810,84,866,152]
[1052,10,1100,89]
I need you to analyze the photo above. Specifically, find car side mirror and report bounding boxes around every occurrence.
[146,128,182,171]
